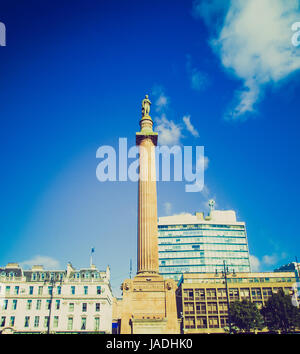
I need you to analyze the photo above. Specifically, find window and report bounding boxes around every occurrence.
[55,300,60,310]
[12,300,17,310]
[95,303,100,312]
[48,286,53,296]
[206,289,217,300]
[208,316,219,328]
[29,286,34,295]
[27,300,32,310]
[183,289,194,301]
[185,316,195,329]
[36,299,41,310]
[229,288,239,301]
[24,316,30,328]
[5,286,10,295]
[82,303,87,312]
[194,289,205,300]
[71,286,75,295]
[220,316,228,328]
[196,316,207,328]
[46,300,51,310]
[84,286,88,295]
[14,286,19,295]
[38,286,43,295]
[219,302,228,314]
[44,316,49,328]
[217,289,227,300]
[81,317,87,330]
[94,317,100,331]
[34,316,39,327]
[196,302,206,315]
[9,316,15,327]
[0,316,5,327]
[240,288,250,299]
[67,317,73,330]
[69,303,74,312]
[57,286,61,295]
[3,299,8,310]
[97,286,101,295]
[184,302,194,315]
[251,288,262,300]
[53,316,59,328]
[262,288,272,299]
[207,302,218,314]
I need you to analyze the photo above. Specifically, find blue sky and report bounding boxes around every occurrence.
[0,0,300,296]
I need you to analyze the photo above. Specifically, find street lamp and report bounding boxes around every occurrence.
[44,275,62,334]
[216,260,234,334]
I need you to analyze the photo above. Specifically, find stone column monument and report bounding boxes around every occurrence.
[119,95,180,334]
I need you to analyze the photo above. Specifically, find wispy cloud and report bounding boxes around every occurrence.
[155,114,183,145]
[249,254,261,272]
[193,0,300,120]
[183,115,199,137]
[186,54,210,91]
[250,252,289,271]
[20,255,60,270]
[152,85,169,112]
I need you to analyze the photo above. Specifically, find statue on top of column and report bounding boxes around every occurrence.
[142,94,151,117]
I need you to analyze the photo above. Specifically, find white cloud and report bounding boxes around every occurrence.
[155,94,168,112]
[250,252,288,271]
[262,254,278,266]
[20,255,60,270]
[152,85,169,112]
[192,0,229,28]
[194,0,300,120]
[249,254,261,272]
[183,115,199,137]
[155,114,183,145]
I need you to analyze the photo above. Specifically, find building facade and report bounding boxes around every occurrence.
[275,262,300,280]
[158,207,251,282]
[176,271,297,334]
[0,262,113,334]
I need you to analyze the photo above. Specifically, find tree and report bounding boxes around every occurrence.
[261,289,300,333]
[229,299,264,333]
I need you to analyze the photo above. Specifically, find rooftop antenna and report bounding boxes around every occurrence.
[208,199,215,213]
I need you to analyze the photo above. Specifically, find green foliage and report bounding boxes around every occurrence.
[261,289,300,333]
[229,299,264,333]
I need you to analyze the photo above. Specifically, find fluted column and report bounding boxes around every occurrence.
[136,109,159,274]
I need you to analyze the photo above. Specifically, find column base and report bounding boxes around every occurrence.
[119,275,180,334]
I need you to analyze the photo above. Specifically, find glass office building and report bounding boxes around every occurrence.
[158,207,251,282]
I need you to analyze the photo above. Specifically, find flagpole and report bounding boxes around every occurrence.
[90,248,95,267]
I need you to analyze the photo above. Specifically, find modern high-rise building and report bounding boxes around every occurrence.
[158,203,251,282]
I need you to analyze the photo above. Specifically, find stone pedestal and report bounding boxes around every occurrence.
[120,274,179,334]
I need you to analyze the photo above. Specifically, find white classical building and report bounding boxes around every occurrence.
[0,262,113,334]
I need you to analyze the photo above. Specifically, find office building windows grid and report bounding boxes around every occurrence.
[180,282,294,333]
[158,223,251,281]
